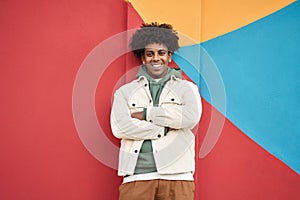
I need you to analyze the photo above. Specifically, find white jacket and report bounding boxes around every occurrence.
[110,75,202,176]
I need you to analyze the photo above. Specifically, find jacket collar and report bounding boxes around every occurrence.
[137,75,180,82]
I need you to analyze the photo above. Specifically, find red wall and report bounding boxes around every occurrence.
[1,1,299,200]
[0,0,126,199]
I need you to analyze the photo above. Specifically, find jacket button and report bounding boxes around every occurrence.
[144,84,148,87]
[158,134,161,138]
[149,100,152,103]
[149,120,153,122]
[134,150,138,153]
[132,103,135,106]
[171,98,175,101]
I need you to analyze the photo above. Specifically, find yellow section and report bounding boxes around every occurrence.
[128,0,201,46]
[128,0,295,44]
[201,0,295,42]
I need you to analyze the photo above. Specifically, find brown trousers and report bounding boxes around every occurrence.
[119,179,194,200]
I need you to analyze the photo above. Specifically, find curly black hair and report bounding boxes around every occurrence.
[130,22,179,58]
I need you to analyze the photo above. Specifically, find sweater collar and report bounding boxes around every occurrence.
[136,65,182,84]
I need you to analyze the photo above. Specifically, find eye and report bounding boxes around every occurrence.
[158,50,167,56]
[145,51,154,57]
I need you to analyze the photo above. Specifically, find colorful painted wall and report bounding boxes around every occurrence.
[1,0,299,199]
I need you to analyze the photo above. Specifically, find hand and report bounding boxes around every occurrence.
[166,127,176,132]
[131,111,144,120]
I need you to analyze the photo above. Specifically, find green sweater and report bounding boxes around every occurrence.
[134,65,182,174]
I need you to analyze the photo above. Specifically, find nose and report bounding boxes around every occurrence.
[153,52,160,61]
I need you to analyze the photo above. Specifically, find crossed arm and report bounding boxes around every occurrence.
[111,83,202,140]
[131,111,176,132]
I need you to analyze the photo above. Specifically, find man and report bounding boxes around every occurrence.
[110,22,202,200]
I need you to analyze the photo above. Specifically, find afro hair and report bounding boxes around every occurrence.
[130,22,179,58]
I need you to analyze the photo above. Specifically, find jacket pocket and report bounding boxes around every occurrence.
[128,98,146,113]
[160,95,182,106]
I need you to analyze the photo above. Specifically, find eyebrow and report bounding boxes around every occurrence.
[144,48,168,51]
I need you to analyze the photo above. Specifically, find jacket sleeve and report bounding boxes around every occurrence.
[110,88,165,140]
[146,82,202,130]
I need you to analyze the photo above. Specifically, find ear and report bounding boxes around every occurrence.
[141,56,145,64]
[168,54,172,62]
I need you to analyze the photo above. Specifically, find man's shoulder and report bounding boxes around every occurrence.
[170,78,197,87]
[115,78,144,92]
[168,79,199,94]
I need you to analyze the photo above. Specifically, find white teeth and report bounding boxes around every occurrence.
[152,64,162,68]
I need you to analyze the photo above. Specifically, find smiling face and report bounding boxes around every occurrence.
[142,43,172,79]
